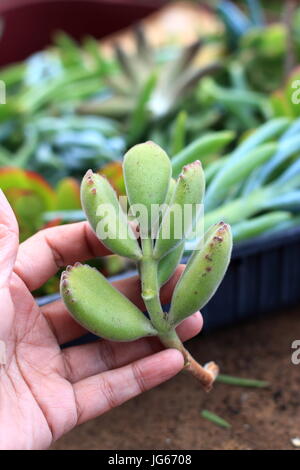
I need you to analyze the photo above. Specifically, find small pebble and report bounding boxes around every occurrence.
[291,437,300,448]
[240,393,249,403]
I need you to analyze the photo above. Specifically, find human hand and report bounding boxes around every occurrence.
[0,190,202,450]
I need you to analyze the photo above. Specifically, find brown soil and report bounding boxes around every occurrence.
[51,307,300,450]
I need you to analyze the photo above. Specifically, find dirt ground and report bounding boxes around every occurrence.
[51,307,300,450]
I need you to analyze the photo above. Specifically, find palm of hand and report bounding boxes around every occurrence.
[1,272,77,449]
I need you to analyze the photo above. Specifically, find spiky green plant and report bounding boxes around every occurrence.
[78,27,220,144]
[60,142,232,391]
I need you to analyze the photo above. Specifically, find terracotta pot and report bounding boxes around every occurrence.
[0,0,163,66]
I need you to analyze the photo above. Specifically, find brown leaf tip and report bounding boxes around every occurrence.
[61,279,68,288]
[181,160,202,176]
[217,221,229,230]
[85,169,95,185]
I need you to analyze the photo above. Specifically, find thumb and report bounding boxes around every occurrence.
[0,190,19,288]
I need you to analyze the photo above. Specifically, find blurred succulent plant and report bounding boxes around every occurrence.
[215,0,300,93]
[216,0,266,49]
[0,165,132,295]
[99,160,126,195]
[78,27,220,144]
[61,141,232,391]
[0,168,81,241]
[238,23,288,93]
[199,118,300,244]
[0,32,124,182]
[271,67,300,118]
[197,73,271,132]
[0,115,125,184]
[0,32,115,117]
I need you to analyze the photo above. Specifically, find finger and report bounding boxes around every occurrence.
[0,190,19,288]
[42,265,185,344]
[176,311,203,339]
[14,221,110,291]
[62,312,202,383]
[73,349,184,424]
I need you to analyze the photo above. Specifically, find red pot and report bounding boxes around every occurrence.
[0,0,164,66]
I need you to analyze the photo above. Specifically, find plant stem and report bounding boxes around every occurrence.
[140,236,219,392]
[159,329,219,392]
[140,237,169,332]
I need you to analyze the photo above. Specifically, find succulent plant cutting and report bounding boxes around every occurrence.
[60,141,232,391]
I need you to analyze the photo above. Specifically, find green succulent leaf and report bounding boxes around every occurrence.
[81,170,142,260]
[60,263,157,341]
[169,222,232,326]
[157,241,185,287]
[154,161,205,259]
[123,141,171,235]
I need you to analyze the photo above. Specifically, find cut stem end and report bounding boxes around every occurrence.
[183,353,219,392]
[159,330,219,392]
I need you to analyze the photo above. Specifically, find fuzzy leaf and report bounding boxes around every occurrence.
[81,170,142,260]
[154,161,205,259]
[169,222,232,326]
[123,141,171,235]
[61,263,157,341]
[157,241,184,287]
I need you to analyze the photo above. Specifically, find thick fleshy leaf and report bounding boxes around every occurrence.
[61,263,157,341]
[157,241,184,287]
[123,141,171,235]
[169,222,232,326]
[154,161,205,259]
[81,170,142,260]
